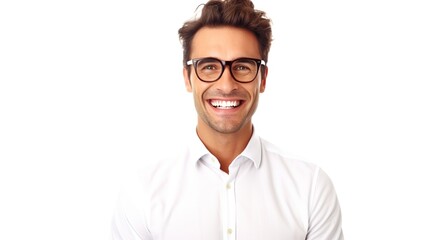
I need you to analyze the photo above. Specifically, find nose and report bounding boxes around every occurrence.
[214,66,239,93]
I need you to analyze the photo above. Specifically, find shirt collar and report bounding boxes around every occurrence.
[189,127,262,169]
[189,128,211,165]
[239,130,262,169]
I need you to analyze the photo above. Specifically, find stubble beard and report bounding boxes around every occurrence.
[195,89,259,135]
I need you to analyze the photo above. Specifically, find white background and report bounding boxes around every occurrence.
[1,0,428,239]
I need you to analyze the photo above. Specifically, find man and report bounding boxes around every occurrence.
[112,0,344,239]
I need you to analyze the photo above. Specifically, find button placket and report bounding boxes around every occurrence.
[224,179,236,240]
[219,157,242,240]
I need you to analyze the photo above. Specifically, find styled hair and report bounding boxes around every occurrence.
[178,0,272,74]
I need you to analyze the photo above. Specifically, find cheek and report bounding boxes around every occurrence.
[248,84,261,97]
[190,77,210,96]
[191,82,206,101]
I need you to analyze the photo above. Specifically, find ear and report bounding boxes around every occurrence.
[183,67,192,92]
[259,66,268,93]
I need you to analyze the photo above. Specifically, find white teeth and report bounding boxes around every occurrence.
[211,100,240,109]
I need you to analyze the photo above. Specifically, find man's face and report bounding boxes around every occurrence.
[183,26,267,135]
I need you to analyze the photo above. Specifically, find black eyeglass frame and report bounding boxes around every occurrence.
[186,57,266,83]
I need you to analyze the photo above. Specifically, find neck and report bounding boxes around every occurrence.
[196,123,253,173]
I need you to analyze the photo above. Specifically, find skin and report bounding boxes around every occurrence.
[183,26,268,173]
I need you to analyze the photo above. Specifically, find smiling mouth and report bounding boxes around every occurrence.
[210,100,242,109]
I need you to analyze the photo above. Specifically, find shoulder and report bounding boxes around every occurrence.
[259,136,320,176]
[133,150,188,187]
[257,136,340,199]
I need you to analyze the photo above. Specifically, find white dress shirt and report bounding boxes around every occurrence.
[111,130,344,240]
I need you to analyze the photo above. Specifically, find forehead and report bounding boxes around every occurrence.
[191,26,261,60]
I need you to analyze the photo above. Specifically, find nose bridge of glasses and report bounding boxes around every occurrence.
[219,60,236,80]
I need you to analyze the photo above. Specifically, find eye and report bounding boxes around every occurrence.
[201,64,218,70]
[197,59,222,73]
[233,60,256,73]
[234,65,251,71]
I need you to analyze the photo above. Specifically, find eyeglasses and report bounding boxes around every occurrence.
[186,57,266,83]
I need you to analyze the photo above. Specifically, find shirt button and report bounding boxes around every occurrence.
[226,183,231,189]
[227,228,233,234]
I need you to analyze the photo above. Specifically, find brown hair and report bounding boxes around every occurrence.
[178,0,272,74]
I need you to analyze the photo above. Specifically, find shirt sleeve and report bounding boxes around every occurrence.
[111,172,153,240]
[306,167,344,240]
